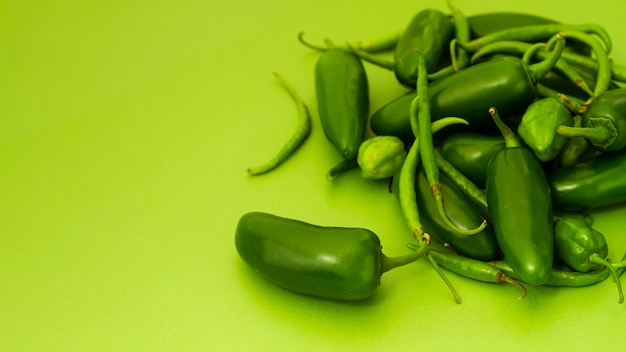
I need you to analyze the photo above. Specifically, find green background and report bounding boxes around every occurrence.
[2,0,626,350]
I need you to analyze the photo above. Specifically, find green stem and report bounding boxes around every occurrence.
[556,117,617,149]
[381,238,430,273]
[589,253,624,304]
[346,42,395,70]
[350,30,401,53]
[527,34,565,83]
[297,31,329,52]
[489,107,522,148]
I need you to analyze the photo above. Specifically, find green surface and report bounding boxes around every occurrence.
[1,0,626,351]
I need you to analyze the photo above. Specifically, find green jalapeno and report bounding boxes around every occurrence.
[371,36,565,142]
[410,167,499,261]
[440,132,505,188]
[547,147,626,211]
[312,40,369,161]
[393,9,454,87]
[557,87,626,152]
[517,97,574,162]
[235,212,428,301]
[486,107,554,286]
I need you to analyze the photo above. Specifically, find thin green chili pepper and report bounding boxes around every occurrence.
[236,212,429,301]
[345,43,394,70]
[350,29,402,53]
[557,87,626,152]
[423,249,527,299]
[547,146,626,211]
[467,12,558,38]
[491,260,610,287]
[430,1,471,79]
[414,50,487,236]
[397,114,469,241]
[486,107,554,286]
[559,50,626,83]
[434,149,489,218]
[248,72,311,176]
[457,23,611,54]
[517,97,574,162]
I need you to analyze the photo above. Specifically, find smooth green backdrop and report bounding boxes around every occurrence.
[1,0,625,351]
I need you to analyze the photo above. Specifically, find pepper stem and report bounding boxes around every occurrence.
[427,252,462,304]
[497,272,528,300]
[489,107,522,148]
[556,117,618,150]
[381,238,430,274]
[527,34,565,83]
[589,253,624,304]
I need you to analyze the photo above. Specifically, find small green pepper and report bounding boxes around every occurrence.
[314,41,369,161]
[235,212,428,300]
[357,135,407,180]
[440,132,505,188]
[557,87,626,152]
[486,107,554,286]
[517,97,574,162]
[554,217,608,272]
[547,147,626,211]
[394,9,454,87]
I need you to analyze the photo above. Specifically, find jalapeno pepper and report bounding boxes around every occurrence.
[486,107,554,286]
[371,36,565,141]
[557,87,626,153]
[393,9,454,87]
[440,132,505,188]
[517,97,574,162]
[547,147,626,211]
[313,41,369,161]
[235,212,428,300]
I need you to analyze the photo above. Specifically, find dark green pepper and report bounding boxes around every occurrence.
[371,38,565,142]
[557,87,626,153]
[235,212,427,300]
[315,45,369,160]
[554,217,608,272]
[439,132,505,188]
[413,168,499,261]
[394,9,454,87]
[486,108,554,286]
[517,97,574,162]
[547,147,626,211]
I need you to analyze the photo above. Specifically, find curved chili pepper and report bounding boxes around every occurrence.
[393,9,454,87]
[371,35,565,142]
[491,260,610,287]
[486,107,554,286]
[440,132,505,188]
[235,212,428,301]
[517,97,574,162]
[547,147,626,211]
[557,87,626,152]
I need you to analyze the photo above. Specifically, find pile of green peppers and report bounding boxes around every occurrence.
[239,6,626,304]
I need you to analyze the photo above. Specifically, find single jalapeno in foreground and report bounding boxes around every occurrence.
[557,87,626,153]
[486,107,554,286]
[547,147,626,211]
[314,41,369,160]
[235,212,428,301]
[517,97,574,162]
[440,132,505,188]
[394,9,454,87]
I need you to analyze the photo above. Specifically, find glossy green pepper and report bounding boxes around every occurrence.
[371,39,565,142]
[440,132,505,188]
[547,147,626,211]
[235,212,427,300]
[394,9,454,87]
[357,135,407,180]
[554,217,608,272]
[412,168,499,261]
[315,45,369,160]
[486,108,554,286]
[517,97,574,162]
[557,87,626,152]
